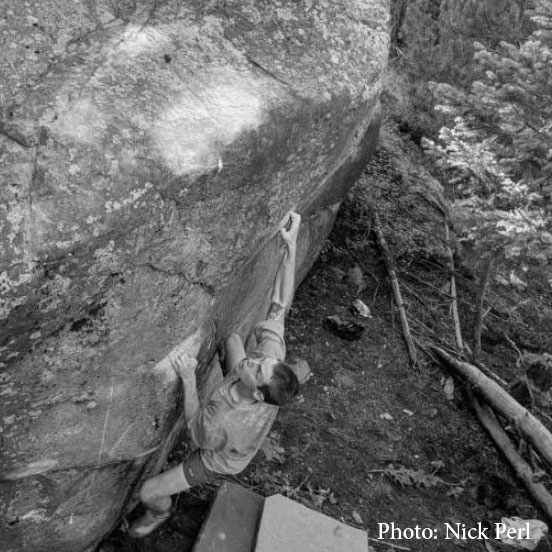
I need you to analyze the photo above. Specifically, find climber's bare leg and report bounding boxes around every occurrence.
[142,464,191,511]
[128,465,190,537]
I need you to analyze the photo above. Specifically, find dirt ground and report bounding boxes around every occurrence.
[101,141,551,552]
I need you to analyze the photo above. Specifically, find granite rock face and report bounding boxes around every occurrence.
[0,1,389,550]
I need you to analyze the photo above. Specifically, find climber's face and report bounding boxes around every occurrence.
[235,357,277,391]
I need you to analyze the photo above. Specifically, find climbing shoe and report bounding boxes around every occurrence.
[127,508,171,538]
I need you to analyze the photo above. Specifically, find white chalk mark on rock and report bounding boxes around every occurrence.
[97,374,115,465]
[150,74,265,175]
[108,422,136,457]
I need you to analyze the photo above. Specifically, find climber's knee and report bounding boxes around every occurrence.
[139,477,162,506]
[139,463,190,512]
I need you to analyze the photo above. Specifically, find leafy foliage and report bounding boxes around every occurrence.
[423,0,552,268]
[387,0,532,143]
[391,0,528,83]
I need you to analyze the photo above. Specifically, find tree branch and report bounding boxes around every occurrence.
[468,389,552,523]
[431,345,552,468]
[444,222,464,351]
[372,209,418,370]
[472,255,494,362]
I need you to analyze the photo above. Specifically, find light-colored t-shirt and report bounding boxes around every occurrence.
[188,320,285,474]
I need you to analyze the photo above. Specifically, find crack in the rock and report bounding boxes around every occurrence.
[0,123,34,149]
[138,0,158,33]
[64,0,159,108]
[244,54,293,88]
[0,443,161,483]
[25,145,40,260]
[141,262,215,296]
[2,0,160,134]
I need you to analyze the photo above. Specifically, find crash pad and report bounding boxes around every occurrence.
[255,494,367,552]
[192,482,264,552]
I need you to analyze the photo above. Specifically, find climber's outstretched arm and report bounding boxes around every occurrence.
[267,212,301,321]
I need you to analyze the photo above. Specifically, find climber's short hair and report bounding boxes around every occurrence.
[258,361,300,406]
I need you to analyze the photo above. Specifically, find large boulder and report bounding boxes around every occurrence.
[0,1,389,551]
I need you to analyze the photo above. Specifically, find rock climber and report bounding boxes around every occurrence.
[129,211,310,537]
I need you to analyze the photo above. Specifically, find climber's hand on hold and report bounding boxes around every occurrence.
[169,351,197,383]
[168,351,200,423]
[271,212,299,313]
[280,212,301,251]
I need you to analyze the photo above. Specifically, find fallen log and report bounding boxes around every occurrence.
[468,389,552,523]
[372,209,419,370]
[474,358,509,388]
[430,345,552,468]
[418,340,507,387]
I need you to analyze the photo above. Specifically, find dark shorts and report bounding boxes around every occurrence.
[181,449,216,487]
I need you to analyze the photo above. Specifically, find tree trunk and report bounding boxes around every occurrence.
[390,0,408,50]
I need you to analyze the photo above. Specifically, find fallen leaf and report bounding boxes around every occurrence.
[439,282,451,295]
[509,270,528,289]
[348,265,366,294]
[446,486,464,499]
[497,517,548,549]
[352,299,372,318]
[383,465,441,488]
[380,412,394,420]
[330,266,346,281]
[444,377,455,401]
[260,435,285,463]
[352,510,363,524]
